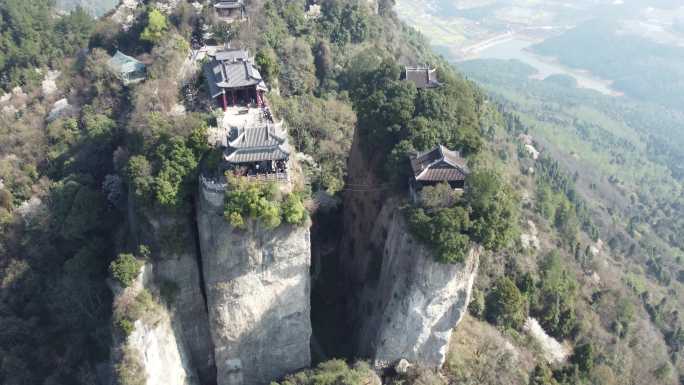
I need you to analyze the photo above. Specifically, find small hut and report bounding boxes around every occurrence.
[402,66,440,89]
[108,51,146,85]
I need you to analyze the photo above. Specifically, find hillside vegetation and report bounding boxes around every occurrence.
[460,57,684,384]
[0,1,681,385]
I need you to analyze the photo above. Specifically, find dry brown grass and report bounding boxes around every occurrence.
[444,315,534,385]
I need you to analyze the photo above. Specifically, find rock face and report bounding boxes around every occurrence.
[128,313,197,385]
[335,131,480,367]
[142,212,216,385]
[354,201,481,367]
[197,180,312,385]
[112,265,198,385]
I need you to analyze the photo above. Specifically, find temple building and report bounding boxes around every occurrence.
[214,0,246,22]
[402,66,440,89]
[409,145,469,200]
[108,51,146,85]
[222,112,290,181]
[203,48,267,110]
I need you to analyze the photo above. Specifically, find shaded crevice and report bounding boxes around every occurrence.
[310,206,357,363]
[190,196,217,385]
[191,197,210,314]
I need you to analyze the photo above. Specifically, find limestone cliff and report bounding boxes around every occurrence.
[131,201,216,384]
[111,265,198,385]
[333,131,480,367]
[197,179,312,385]
[355,201,480,367]
[127,315,196,385]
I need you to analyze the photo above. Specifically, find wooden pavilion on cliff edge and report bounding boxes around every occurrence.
[203,48,267,110]
[409,145,469,201]
[223,118,290,181]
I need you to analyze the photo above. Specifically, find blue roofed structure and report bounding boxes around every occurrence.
[108,51,146,85]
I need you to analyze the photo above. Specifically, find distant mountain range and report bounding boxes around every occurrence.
[56,0,119,17]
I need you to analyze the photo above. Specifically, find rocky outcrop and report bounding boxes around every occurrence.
[127,310,197,385]
[197,180,312,385]
[111,265,198,385]
[335,131,480,367]
[127,184,216,384]
[355,201,480,367]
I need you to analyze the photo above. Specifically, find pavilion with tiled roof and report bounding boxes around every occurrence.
[223,118,290,180]
[409,145,469,198]
[203,48,267,110]
[108,51,146,85]
[214,0,246,22]
[402,66,440,89]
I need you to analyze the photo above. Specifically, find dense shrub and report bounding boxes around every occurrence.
[407,172,519,263]
[140,8,169,44]
[125,115,209,209]
[282,193,308,225]
[116,318,135,336]
[224,177,281,229]
[533,252,578,339]
[274,359,376,385]
[223,176,308,229]
[571,343,594,374]
[109,254,143,287]
[464,170,519,250]
[319,0,372,45]
[408,206,471,263]
[256,48,280,83]
[529,364,559,385]
[270,94,356,193]
[485,277,526,330]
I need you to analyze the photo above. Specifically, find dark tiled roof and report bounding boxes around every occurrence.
[203,50,267,98]
[214,49,248,61]
[215,0,244,9]
[404,66,440,89]
[229,124,285,149]
[225,146,289,163]
[415,167,468,182]
[410,145,469,182]
[225,122,290,163]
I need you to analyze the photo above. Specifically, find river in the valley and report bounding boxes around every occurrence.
[461,36,623,96]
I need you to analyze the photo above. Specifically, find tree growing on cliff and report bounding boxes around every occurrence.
[485,277,527,330]
[223,177,309,229]
[408,206,471,264]
[109,253,143,287]
[282,193,308,225]
[465,170,519,250]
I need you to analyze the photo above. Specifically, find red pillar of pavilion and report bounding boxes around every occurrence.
[221,91,227,111]
[256,90,263,107]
